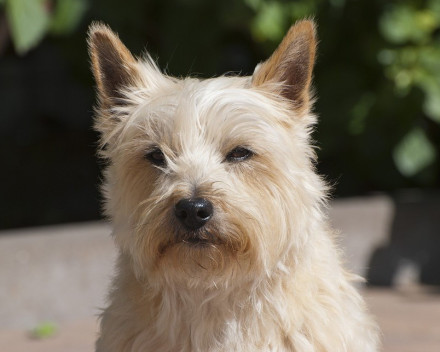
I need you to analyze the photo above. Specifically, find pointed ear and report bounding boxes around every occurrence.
[88,23,140,106]
[252,20,316,111]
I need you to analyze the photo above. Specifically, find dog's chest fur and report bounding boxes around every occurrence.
[98,235,378,352]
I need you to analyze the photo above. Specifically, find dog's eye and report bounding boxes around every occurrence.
[145,148,166,166]
[226,147,253,162]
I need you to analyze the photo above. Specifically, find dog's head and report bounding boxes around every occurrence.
[88,21,324,288]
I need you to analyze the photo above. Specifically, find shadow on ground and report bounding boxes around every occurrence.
[367,190,440,287]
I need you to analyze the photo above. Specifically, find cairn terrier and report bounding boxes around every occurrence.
[88,20,379,351]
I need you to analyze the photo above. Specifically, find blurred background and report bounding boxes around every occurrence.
[1,0,440,229]
[0,0,439,351]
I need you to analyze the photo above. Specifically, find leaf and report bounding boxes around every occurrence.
[393,128,436,177]
[423,85,440,123]
[31,322,57,339]
[50,0,88,35]
[251,1,285,41]
[5,0,50,55]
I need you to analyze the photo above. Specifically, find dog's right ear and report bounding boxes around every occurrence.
[88,23,141,107]
[252,20,316,113]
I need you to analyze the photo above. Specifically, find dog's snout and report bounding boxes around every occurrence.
[174,198,213,230]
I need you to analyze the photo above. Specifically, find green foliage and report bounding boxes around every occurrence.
[250,1,286,41]
[393,128,436,177]
[5,0,50,55]
[380,4,437,44]
[50,0,88,35]
[378,1,440,176]
[379,2,440,123]
[2,0,439,196]
[245,0,319,42]
[2,0,88,55]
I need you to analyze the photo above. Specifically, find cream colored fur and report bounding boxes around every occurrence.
[88,20,380,352]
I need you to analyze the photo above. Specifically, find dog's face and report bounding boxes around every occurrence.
[89,21,320,288]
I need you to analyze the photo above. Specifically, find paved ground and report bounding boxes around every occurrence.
[1,287,439,352]
[0,319,97,352]
[366,287,440,352]
[1,195,439,351]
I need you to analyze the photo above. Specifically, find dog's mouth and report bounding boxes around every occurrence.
[157,224,225,255]
[182,236,211,246]
[177,229,221,247]
[157,230,224,260]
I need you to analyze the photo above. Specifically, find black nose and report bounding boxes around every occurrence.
[174,198,213,230]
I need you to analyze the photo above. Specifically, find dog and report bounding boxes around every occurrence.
[88,20,380,351]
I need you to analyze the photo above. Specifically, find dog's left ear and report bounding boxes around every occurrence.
[252,20,316,111]
[88,23,141,107]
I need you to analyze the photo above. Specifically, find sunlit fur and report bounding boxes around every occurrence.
[89,21,380,352]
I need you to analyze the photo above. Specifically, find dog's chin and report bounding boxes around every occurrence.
[147,226,255,288]
[159,227,222,252]
[153,228,229,273]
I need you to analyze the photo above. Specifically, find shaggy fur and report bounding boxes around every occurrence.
[88,20,380,352]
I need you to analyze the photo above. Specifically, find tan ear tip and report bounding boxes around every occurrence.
[296,18,316,28]
[87,22,116,43]
[290,19,317,38]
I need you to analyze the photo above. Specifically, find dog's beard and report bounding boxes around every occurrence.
[156,224,228,271]
[159,223,246,269]
[127,204,258,288]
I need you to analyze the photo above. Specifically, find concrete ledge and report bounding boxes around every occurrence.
[0,222,115,329]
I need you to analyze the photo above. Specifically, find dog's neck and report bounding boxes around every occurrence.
[114,251,296,350]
